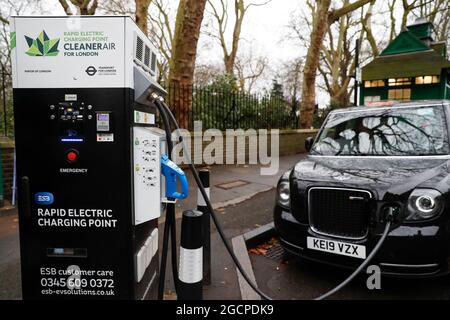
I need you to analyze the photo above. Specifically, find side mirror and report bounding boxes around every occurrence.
[305,137,314,153]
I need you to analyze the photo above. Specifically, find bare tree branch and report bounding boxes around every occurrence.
[206,0,271,75]
[329,0,373,23]
[58,0,73,15]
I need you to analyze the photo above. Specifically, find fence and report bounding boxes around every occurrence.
[166,85,299,131]
[0,73,300,136]
[0,66,13,138]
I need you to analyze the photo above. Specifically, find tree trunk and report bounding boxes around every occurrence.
[299,0,332,129]
[168,0,207,129]
[58,0,98,15]
[58,0,73,15]
[135,0,152,34]
[330,90,351,109]
[226,0,245,75]
[210,0,248,77]
[299,0,372,129]
[225,56,234,75]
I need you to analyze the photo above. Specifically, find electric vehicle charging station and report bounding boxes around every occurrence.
[11,16,173,300]
[8,15,396,303]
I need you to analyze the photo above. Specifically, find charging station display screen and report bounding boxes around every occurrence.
[97,114,111,132]
[59,103,86,143]
[98,114,109,122]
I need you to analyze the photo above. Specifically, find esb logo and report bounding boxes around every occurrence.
[35,192,54,205]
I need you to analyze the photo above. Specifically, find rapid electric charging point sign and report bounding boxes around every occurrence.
[11,17,130,89]
[11,16,164,300]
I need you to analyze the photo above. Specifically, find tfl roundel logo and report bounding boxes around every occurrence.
[85,66,97,76]
[35,192,54,206]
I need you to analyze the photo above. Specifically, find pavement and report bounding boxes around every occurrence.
[172,154,301,217]
[0,213,21,300]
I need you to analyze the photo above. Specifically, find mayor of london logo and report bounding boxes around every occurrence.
[24,30,60,57]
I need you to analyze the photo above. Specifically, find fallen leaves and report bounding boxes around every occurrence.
[249,246,269,256]
[248,237,279,256]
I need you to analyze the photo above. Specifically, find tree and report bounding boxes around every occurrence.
[298,0,372,129]
[206,0,271,75]
[194,63,223,87]
[58,0,98,15]
[293,0,359,109]
[0,0,44,135]
[362,0,450,57]
[168,0,208,129]
[278,57,303,114]
[414,0,450,42]
[98,0,153,34]
[270,79,284,99]
[148,0,175,83]
[234,46,268,92]
[135,0,152,33]
[100,0,134,16]
[361,1,379,57]
[319,0,370,108]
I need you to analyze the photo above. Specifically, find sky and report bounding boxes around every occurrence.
[39,0,334,105]
[43,1,304,68]
[43,0,302,62]
[198,0,302,65]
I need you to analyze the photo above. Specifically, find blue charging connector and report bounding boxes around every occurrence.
[161,155,189,200]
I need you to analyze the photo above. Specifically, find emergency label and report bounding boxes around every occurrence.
[37,208,118,228]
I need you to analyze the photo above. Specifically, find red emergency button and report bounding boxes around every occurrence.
[66,150,79,163]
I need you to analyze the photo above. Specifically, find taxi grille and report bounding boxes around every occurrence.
[308,188,372,239]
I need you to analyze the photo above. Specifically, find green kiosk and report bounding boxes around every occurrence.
[361,18,450,105]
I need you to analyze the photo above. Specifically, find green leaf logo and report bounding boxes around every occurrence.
[24,31,60,57]
[10,32,16,50]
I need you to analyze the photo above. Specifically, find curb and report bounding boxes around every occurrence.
[158,187,275,225]
[231,235,261,300]
[232,222,276,301]
[244,222,276,247]
[212,186,274,210]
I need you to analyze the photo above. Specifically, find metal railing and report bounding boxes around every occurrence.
[1,65,13,137]
[165,85,299,131]
[0,78,300,136]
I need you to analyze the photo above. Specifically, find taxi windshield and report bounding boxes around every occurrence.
[312,105,450,156]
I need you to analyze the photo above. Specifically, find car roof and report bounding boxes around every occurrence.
[330,100,450,114]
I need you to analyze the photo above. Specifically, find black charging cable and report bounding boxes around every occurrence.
[155,95,395,301]
[315,220,392,300]
[315,207,396,300]
[156,98,271,300]
[153,98,180,300]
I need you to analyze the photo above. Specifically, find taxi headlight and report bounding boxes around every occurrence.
[407,189,443,221]
[277,181,290,208]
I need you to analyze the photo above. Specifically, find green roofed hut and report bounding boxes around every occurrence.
[360,18,450,106]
